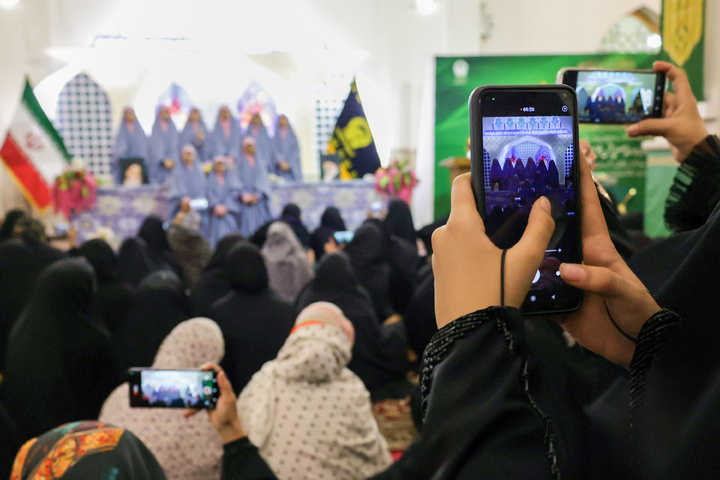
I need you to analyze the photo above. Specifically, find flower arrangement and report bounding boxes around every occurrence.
[374,159,419,204]
[52,159,98,219]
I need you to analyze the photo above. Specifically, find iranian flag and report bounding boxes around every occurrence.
[0,81,71,211]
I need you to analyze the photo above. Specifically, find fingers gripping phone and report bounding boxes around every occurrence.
[128,368,219,409]
[558,68,666,124]
[469,85,583,315]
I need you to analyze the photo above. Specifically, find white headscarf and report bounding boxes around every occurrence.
[238,302,391,480]
[99,318,225,480]
[261,221,314,302]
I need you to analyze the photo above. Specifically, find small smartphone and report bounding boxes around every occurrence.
[469,84,583,315]
[333,230,355,245]
[557,68,665,124]
[189,198,209,211]
[128,368,219,409]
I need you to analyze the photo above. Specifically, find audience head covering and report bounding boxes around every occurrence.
[384,198,417,246]
[237,301,391,479]
[76,238,119,283]
[261,221,314,302]
[99,319,224,480]
[190,235,246,317]
[321,206,346,231]
[0,209,26,242]
[224,242,268,293]
[310,207,347,261]
[10,421,166,480]
[279,203,311,247]
[138,216,171,254]
[117,237,155,288]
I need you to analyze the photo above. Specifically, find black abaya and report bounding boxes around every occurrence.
[211,243,296,395]
[190,234,246,317]
[0,259,122,445]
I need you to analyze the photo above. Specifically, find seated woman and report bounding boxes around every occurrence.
[10,421,166,480]
[100,318,225,480]
[212,242,296,394]
[261,222,314,303]
[206,157,241,248]
[238,302,392,480]
[149,105,180,185]
[168,145,208,222]
[270,114,302,181]
[237,137,273,238]
[296,252,410,400]
[310,206,347,262]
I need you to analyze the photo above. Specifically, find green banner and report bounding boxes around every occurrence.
[434,53,656,219]
[660,0,705,100]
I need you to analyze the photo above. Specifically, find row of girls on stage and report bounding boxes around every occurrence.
[488,154,560,192]
[113,105,302,186]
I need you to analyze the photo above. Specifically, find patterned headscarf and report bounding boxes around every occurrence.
[10,421,166,480]
[238,302,391,480]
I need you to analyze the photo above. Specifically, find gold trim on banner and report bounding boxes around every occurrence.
[663,0,704,66]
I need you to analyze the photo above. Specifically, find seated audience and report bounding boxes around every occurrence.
[212,242,295,394]
[383,198,417,251]
[0,208,26,243]
[238,302,392,480]
[249,203,311,250]
[100,318,225,480]
[117,236,158,288]
[167,208,213,291]
[137,215,185,284]
[261,222,314,303]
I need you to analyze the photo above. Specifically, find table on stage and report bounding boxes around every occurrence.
[72,180,380,244]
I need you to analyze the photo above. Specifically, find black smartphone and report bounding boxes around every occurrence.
[469,84,583,315]
[558,68,665,124]
[128,368,219,409]
[333,230,355,245]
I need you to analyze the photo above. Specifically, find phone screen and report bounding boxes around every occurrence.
[333,230,355,244]
[128,369,219,409]
[470,86,582,314]
[562,69,665,124]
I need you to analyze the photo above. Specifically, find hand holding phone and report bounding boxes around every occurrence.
[432,174,555,329]
[129,368,219,409]
[469,84,583,315]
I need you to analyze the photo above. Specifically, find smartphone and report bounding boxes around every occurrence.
[558,68,665,124]
[128,368,219,409]
[189,198,209,211]
[469,84,583,315]
[333,230,355,245]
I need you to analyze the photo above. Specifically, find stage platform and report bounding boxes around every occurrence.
[72,180,380,244]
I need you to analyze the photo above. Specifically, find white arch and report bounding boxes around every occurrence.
[498,135,555,167]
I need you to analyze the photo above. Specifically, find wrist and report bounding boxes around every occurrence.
[217,419,245,445]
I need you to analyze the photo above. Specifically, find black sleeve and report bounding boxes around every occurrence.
[664,135,720,232]
[375,308,559,479]
[222,438,278,480]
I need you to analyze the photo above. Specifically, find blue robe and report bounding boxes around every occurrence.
[167,162,208,221]
[180,119,212,162]
[271,124,302,181]
[244,124,273,176]
[236,152,272,238]
[211,119,243,160]
[149,120,180,185]
[112,120,148,184]
[206,172,241,248]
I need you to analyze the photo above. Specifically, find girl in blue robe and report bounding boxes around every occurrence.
[168,145,208,223]
[112,108,148,185]
[180,107,212,162]
[149,106,180,184]
[270,114,302,181]
[206,157,241,248]
[244,113,273,176]
[237,137,272,238]
[210,106,242,168]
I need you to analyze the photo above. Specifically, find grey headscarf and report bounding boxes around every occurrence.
[261,222,314,302]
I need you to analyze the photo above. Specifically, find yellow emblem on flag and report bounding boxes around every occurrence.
[662,0,704,67]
